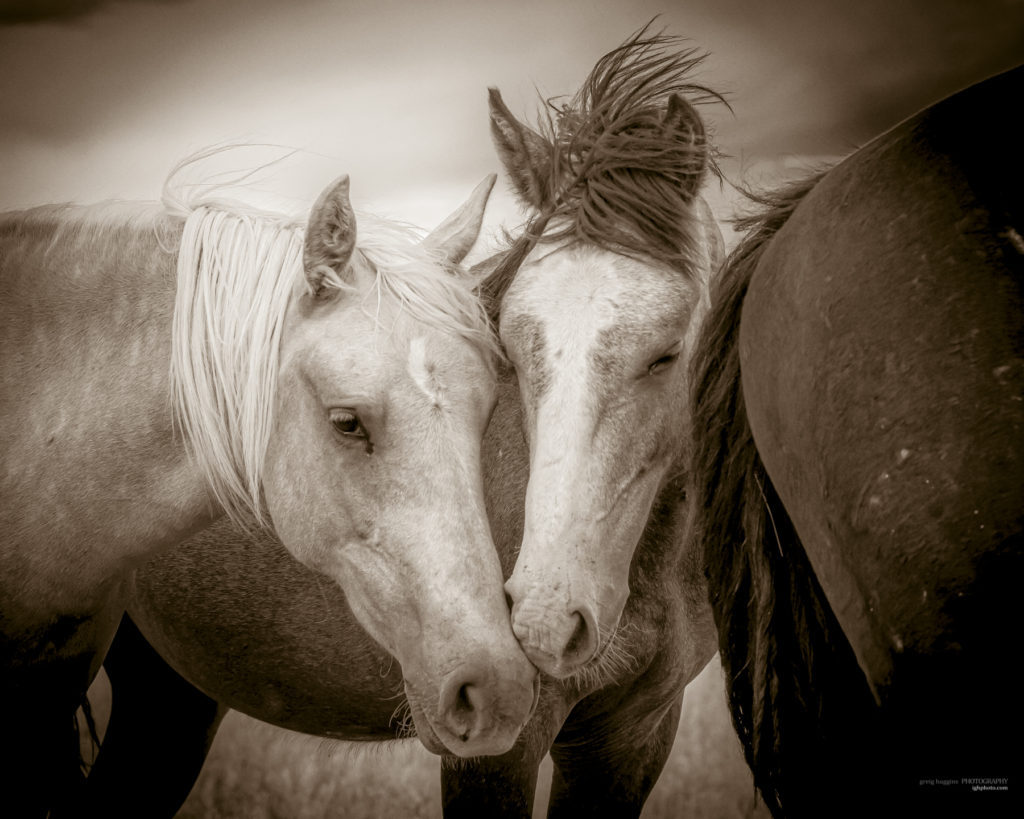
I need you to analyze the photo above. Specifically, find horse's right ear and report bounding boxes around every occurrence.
[304,175,357,297]
[488,88,554,211]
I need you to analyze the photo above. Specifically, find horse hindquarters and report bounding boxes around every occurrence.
[71,615,226,819]
[738,69,1024,809]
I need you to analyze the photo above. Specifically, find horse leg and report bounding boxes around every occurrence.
[547,696,682,818]
[441,749,542,818]
[1,662,91,818]
[441,692,568,818]
[72,614,227,818]
[1,599,124,817]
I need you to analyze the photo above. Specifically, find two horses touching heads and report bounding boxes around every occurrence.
[2,25,1020,819]
[3,28,725,817]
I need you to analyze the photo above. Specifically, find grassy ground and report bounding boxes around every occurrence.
[153,656,769,819]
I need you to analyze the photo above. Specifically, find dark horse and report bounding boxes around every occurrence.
[689,65,1022,816]
[78,29,726,818]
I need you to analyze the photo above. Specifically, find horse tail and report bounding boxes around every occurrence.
[689,174,880,817]
[42,689,102,816]
[76,691,102,771]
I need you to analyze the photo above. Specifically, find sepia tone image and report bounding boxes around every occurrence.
[1,1,1020,817]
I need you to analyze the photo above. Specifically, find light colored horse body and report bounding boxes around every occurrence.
[1,202,207,617]
[0,170,537,815]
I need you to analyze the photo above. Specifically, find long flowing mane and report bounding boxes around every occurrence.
[688,173,884,816]
[481,26,724,315]
[166,165,498,528]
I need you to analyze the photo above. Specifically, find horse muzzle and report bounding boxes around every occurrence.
[408,656,539,757]
[504,577,605,678]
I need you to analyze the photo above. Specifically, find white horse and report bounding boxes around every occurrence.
[0,164,537,816]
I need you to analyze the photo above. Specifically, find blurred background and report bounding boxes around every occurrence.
[2,0,1021,244]
[4,1,1021,816]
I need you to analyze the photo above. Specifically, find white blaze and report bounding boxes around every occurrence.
[407,336,443,406]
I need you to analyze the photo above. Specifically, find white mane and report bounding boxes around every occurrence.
[169,199,302,527]
[165,161,498,528]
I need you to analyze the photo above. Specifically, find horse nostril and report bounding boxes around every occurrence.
[453,684,476,741]
[563,608,598,665]
[440,669,485,744]
[565,612,587,655]
[504,590,515,614]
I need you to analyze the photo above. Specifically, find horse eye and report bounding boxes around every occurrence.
[329,410,366,439]
[647,352,679,376]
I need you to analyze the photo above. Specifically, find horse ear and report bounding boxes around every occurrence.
[663,93,708,201]
[304,175,357,297]
[488,88,554,211]
[422,174,496,266]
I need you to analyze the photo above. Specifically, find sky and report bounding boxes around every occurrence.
[1,0,1021,243]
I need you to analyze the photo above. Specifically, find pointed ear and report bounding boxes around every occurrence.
[422,174,496,266]
[488,87,555,211]
[304,175,357,297]
[663,93,709,202]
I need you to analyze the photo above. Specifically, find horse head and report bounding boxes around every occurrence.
[486,37,724,681]
[254,176,538,756]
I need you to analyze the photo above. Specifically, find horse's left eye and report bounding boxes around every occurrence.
[329,410,367,439]
[647,352,679,376]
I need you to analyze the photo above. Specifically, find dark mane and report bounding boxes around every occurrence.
[529,25,725,274]
[689,172,884,816]
[478,25,726,319]
[475,234,535,324]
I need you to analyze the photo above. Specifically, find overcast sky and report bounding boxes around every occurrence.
[1,0,1021,236]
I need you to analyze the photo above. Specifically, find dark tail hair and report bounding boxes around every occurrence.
[42,691,103,816]
[76,691,102,774]
[688,174,882,817]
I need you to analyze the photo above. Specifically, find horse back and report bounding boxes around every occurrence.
[0,203,177,420]
[739,66,1023,788]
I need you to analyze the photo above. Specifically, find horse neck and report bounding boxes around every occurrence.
[0,205,216,569]
[1,203,178,334]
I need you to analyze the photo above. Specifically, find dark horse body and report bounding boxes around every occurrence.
[690,65,1022,816]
